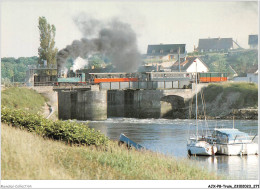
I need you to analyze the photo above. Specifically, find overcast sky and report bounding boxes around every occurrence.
[0,0,258,58]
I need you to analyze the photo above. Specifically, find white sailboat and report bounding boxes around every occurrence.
[187,60,217,156]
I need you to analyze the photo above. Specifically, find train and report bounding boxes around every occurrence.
[56,72,228,86]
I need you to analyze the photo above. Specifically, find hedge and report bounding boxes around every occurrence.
[1,106,108,146]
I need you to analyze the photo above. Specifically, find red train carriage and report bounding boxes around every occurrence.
[198,72,227,83]
[89,73,139,84]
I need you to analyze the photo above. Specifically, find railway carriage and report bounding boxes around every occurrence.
[88,73,139,84]
[56,71,227,86]
[198,72,227,83]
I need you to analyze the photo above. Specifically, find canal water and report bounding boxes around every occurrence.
[85,118,258,180]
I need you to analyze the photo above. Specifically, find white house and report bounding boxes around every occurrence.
[172,57,209,73]
[233,68,258,84]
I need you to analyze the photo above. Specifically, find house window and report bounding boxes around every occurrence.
[160,50,163,54]
[152,50,155,53]
[170,49,174,53]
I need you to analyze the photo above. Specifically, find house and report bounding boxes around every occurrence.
[246,68,258,83]
[248,35,258,49]
[198,37,239,52]
[171,57,209,72]
[233,67,258,84]
[146,44,187,62]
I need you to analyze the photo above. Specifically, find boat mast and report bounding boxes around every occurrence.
[233,116,235,129]
[195,60,198,140]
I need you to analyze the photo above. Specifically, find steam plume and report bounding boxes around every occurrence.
[72,57,89,72]
[57,14,141,73]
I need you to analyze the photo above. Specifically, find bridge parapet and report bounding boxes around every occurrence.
[100,80,190,90]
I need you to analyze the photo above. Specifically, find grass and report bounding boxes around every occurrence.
[200,82,258,108]
[1,86,223,180]
[1,123,222,180]
[1,87,47,114]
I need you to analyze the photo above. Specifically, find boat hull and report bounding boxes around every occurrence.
[119,133,145,150]
[187,145,217,156]
[215,143,258,156]
[187,140,217,156]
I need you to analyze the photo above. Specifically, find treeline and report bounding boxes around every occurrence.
[1,50,257,83]
[1,56,38,83]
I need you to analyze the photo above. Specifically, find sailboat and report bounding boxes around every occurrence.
[187,60,217,156]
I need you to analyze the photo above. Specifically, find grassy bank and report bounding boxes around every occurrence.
[1,87,47,114]
[202,82,258,108]
[1,123,222,180]
[1,87,223,180]
[189,82,258,119]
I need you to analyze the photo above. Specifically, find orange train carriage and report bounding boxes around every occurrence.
[198,72,228,83]
[89,73,140,84]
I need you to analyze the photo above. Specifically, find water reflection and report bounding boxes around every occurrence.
[84,118,258,179]
[190,155,259,180]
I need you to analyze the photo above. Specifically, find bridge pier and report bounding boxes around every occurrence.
[56,87,107,121]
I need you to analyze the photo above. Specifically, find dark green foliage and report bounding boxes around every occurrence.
[1,56,38,82]
[1,106,108,146]
[38,16,58,67]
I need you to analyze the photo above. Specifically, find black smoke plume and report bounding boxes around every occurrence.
[57,15,141,73]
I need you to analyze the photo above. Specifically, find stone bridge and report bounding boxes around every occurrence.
[53,82,208,121]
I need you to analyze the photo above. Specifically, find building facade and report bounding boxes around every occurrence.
[248,35,258,49]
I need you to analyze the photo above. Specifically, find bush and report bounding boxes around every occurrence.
[1,106,108,146]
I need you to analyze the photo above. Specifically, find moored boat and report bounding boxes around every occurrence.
[119,133,145,150]
[187,137,217,156]
[206,128,258,156]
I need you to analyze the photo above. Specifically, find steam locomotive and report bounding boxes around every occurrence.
[57,72,227,86]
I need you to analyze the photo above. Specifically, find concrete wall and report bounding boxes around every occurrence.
[107,90,125,117]
[77,90,107,121]
[58,90,73,120]
[57,89,107,121]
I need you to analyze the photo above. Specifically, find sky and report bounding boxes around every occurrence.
[0,0,259,58]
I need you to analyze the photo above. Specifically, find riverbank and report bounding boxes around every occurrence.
[1,122,222,180]
[186,82,258,120]
[1,87,223,180]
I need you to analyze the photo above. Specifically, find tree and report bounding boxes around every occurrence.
[38,16,58,69]
[88,55,104,69]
